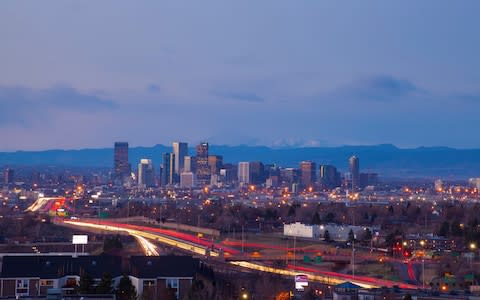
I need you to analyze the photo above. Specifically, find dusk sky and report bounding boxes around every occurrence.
[1,1,480,151]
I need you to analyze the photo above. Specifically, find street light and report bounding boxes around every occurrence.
[420,240,426,289]
[469,242,477,251]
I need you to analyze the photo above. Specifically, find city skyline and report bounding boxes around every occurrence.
[1,1,480,150]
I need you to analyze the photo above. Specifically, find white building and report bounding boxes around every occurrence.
[138,159,155,188]
[283,222,378,241]
[283,222,321,238]
[238,162,250,184]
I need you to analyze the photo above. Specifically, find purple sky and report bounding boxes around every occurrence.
[1,1,480,151]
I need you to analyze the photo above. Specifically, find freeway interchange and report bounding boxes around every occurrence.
[62,218,421,290]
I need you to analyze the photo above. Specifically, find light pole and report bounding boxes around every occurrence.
[469,242,477,270]
[420,240,426,289]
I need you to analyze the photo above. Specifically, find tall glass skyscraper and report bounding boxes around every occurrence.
[195,142,210,186]
[349,155,360,191]
[172,142,188,175]
[114,142,130,182]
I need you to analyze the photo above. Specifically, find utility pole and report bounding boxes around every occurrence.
[242,225,245,253]
[293,236,297,269]
[352,236,356,278]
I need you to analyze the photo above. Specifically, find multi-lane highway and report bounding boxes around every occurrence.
[63,219,421,290]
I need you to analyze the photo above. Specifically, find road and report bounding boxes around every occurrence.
[63,219,422,290]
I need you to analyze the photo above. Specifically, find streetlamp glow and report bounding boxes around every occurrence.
[470,242,477,250]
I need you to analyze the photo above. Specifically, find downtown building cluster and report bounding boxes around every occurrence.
[113,142,379,192]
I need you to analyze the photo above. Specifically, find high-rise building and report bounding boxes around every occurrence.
[3,168,14,185]
[208,155,223,176]
[300,161,317,188]
[238,162,250,184]
[249,161,265,184]
[349,155,360,191]
[138,159,155,188]
[360,172,378,188]
[280,168,300,186]
[184,156,196,173]
[195,143,210,186]
[161,153,175,186]
[180,172,195,188]
[114,142,130,182]
[319,165,341,189]
[172,142,188,175]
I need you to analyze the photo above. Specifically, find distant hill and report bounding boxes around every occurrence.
[1,144,479,179]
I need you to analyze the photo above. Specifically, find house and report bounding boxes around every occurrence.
[0,255,122,298]
[129,256,199,299]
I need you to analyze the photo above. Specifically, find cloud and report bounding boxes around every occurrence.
[146,84,161,93]
[337,75,420,102]
[212,90,265,103]
[0,85,117,126]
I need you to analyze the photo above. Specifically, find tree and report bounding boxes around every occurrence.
[362,228,373,242]
[103,235,123,253]
[438,221,450,237]
[348,229,355,242]
[324,230,331,242]
[96,273,113,294]
[116,275,137,300]
[78,273,94,294]
[325,212,335,223]
[311,211,321,225]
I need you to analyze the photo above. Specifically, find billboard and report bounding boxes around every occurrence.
[295,274,308,291]
[72,235,88,245]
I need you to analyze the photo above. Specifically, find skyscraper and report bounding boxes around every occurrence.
[319,165,341,189]
[208,155,223,176]
[300,161,317,188]
[138,159,155,188]
[184,156,196,173]
[114,142,130,182]
[3,168,14,185]
[195,142,210,186]
[249,161,266,184]
[238,162,250,184]
[349,155,360,191]
[161,153,175,186]
[172,142,188,175]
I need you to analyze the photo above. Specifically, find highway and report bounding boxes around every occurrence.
[63,219,423,290]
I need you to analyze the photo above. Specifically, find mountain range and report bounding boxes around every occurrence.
[0,144,479,179]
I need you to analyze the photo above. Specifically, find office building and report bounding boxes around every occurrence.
[319,165,341,189]
[300,161,316,188]
[161,153,175,186]
[360,172,378,188]
[249,161,266,184]
[238,162,250,184]
[180,172,195,188]
[3,168,14,185]
[184,156,196,173]
[195,142,210,186]
[113,142,130,182]
[172,142,188,175]
[280,168,300,186]
[208,155,223,176]
[349,155,360,191]
[138,159,155,188]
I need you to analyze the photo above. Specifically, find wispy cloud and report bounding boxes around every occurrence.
[0,85,117,126]
[336,75,421,102]
[212,90,265,103]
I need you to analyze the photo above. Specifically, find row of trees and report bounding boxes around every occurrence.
[77,273,136,300]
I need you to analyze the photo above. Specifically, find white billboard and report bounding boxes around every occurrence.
[295,274,308,291]
[72,235,88,245]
